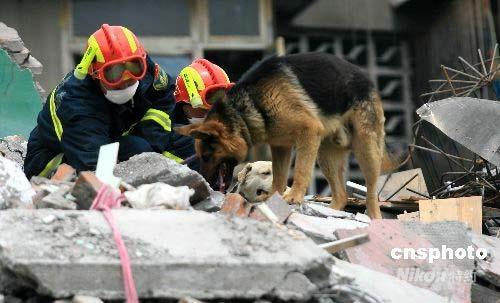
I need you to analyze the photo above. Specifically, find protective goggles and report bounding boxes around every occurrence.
[95,56,147,88]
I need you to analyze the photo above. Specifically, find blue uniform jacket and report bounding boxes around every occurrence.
[24,56,196,178]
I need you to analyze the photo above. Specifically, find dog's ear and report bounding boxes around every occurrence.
[237,163,252,183]
[206,88,228,105]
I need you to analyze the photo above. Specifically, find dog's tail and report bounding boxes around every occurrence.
[381,142,410,173]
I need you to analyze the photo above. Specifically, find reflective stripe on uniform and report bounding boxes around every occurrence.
[39,88,64,177]
[162,150,183,163]
[140,108,171,132]
[49,89,63,141]
[38,153,64,178]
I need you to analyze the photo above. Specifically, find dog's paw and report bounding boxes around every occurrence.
[283,190,305,204]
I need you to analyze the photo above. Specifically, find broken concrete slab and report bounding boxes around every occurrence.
[287,213,368,243]
[114,153,212,205]
[37,184,77,210]
[0,209,332,300]
[0,157,34,209]
[0,136,27,167]
[192,190,224,212]
[335,220,474,302]
[472,233,500,287]
[328,258,450,303]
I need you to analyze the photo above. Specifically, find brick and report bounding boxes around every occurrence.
[220,193,252,217]
[71,172,103,210]
[51,163,76,182]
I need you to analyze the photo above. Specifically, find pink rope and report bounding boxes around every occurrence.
[91,184,138,303]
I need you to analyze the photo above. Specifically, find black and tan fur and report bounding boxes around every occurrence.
[176,52,400,219]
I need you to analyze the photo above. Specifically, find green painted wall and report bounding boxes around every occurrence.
[0,49,41,138]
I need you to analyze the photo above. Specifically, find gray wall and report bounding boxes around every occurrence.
[0,0,64,93]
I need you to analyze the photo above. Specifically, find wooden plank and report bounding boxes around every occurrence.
[419,196,482,233]
[319,233,369,254]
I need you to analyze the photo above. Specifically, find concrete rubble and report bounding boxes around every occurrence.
[114,152,213,205]
[0,136,27,167]
[0,22,44,98]
[0,209,332,300]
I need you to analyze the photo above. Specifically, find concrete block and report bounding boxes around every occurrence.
[0,209,332,300]
[0,157,34,209]
[0,22,24,52]
[71,172,103,210]
[38,184,77,210]
[9,48,29,65]
[114,153,212,204]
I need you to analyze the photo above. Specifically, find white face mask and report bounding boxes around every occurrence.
[188,117,205,124]
[104,81,139,104]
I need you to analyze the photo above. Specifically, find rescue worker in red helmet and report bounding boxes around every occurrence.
[24,24,197,178]
[173,59,234,124]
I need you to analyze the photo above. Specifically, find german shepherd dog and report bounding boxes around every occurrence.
[176,52,400,219]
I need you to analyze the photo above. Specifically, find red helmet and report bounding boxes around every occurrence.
[174,59,234,109]
[74,24,147,88]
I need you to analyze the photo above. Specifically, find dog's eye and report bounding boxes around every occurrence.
[263,170,271,175]
[256,189,267,196]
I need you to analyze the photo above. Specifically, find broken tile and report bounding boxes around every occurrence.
[71,172,103,210]
[249,193,293,223]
